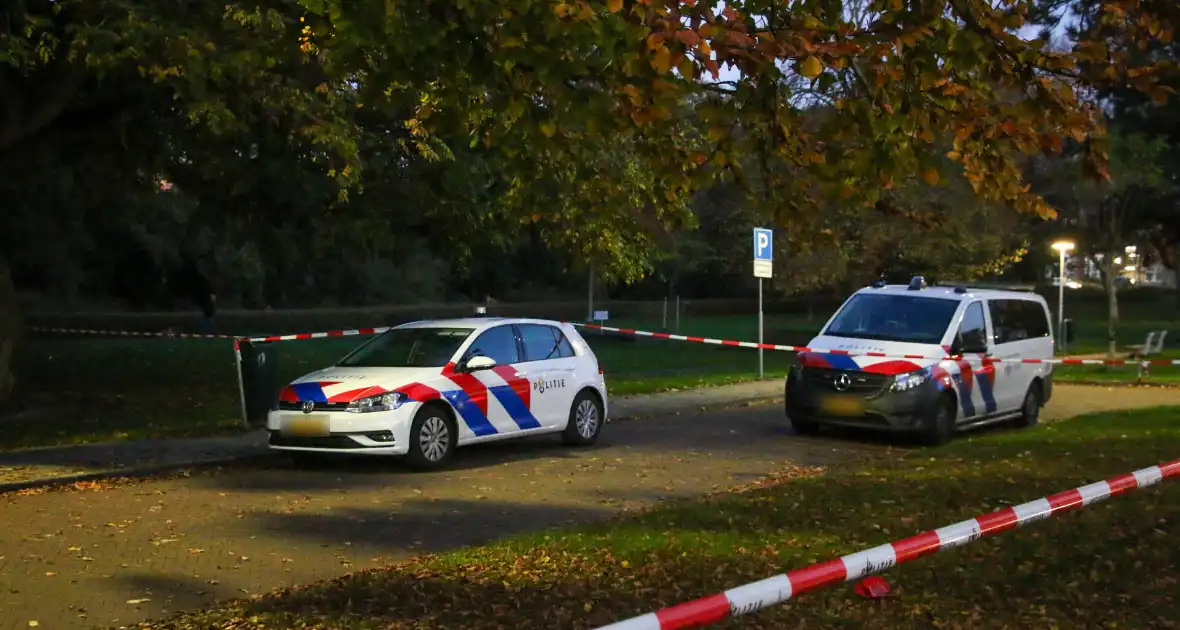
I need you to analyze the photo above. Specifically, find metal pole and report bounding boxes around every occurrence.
[758,278,764,379]
[587,263,594,322]
[233,339,249,429]
[1058,249,1066,354]
[675,295,680,333]
[662,297,668,330]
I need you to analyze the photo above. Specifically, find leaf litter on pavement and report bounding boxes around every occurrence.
[119,406,1180,630]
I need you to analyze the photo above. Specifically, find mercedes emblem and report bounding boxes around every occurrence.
[833,373,851,392]
[301,400,315,414]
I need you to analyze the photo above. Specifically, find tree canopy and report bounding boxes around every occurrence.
[2,0,1180,402]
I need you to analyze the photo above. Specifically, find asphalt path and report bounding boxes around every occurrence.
[4,383,1180,630]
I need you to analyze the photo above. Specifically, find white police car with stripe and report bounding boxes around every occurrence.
[267,318,608,470]
[785,276,1056,445]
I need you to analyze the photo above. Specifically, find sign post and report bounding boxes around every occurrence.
[753,228,773,379]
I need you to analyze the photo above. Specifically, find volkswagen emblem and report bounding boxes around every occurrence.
[301,400,315,414]
[833,373,851,392]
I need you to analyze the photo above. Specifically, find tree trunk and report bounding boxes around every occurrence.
[1099,255,1119,359]
[0,256,20,410]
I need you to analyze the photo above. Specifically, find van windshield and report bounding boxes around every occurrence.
[823,293,960,344]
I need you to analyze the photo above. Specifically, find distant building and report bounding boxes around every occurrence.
[1044,245,1177,289]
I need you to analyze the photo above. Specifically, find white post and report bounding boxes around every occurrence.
[758,278,764,379]
[587,263,594,322]
[662,297,668,329]
[675,295,680,333]
[1058,249,1066,353]
[234,339,249,429]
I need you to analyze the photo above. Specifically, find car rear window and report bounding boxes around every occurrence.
[519,324,576,362]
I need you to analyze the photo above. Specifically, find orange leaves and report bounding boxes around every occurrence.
[799,56,823,79]
[553,1,593,20]
[1039,132,1064,155]
[606,0,624,13]
[801,151,825,165]
[703,58,719,79]
[651,45,672,74]
[674,30,700,47]
[921,168,941,186]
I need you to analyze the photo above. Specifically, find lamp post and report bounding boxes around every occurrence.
[1051,240,1075,352]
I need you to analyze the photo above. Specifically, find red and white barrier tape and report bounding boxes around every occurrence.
[571,323,1179,367]
[236,327,391,343]
[26,324,391,344]
[595,457,1180,630]
[28,325,235,341]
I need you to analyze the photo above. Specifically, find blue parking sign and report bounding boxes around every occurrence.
[753,228,773,261]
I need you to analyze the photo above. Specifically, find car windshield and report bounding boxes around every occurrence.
[823,293,960,344]
[337,327,475,368]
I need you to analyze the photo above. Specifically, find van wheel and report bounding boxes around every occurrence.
[406,403,457,471]
[562,390,603,446]
[1014,383,1042,429]
[921,395,957,446]
[786,404,820,435]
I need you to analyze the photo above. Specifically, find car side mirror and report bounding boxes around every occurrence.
[463,356,497,372]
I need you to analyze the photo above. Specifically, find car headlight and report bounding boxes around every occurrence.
[346,391,407,413]
[891,371,928,393]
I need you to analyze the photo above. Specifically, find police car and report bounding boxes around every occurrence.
[267,318,608,470]
[785,277,1056,445]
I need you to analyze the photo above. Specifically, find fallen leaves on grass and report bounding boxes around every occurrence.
[119,407,1180,630]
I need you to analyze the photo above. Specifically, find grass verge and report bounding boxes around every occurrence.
[14,308,1177,449]
[1054,350,1180,385]
[124,406,1180,630]
[10,330,794,450]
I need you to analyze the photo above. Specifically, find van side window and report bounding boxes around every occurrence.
[989,299,1049,345]
[958,302,988,349]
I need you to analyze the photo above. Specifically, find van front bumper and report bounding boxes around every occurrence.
[784,366,944,431]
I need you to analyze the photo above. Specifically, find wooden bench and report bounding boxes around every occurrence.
[1127,330,1168,356]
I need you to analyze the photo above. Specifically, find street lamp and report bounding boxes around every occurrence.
[1051,240,1075,352]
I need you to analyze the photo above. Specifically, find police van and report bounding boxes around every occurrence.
[785,276,1057,445]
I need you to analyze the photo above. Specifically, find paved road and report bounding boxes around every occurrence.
[0,380,786,488]
[2,383,1179,630]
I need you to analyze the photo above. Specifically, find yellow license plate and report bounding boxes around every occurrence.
[282,414,330,437]
[820,396,864,417]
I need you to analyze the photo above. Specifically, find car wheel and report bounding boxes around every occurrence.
[562,390,604,446]
[921,394,957,446]
[406,404,457,471]
[1014,382,1042,429]
[786,404,820,435]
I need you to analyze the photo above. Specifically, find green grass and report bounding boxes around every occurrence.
[10,325,798,450]
[123,406,1180,630]
[13,306,1178,450]
[1054,350,1180,384]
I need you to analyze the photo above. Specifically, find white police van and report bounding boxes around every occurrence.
[785,276,1057,445]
